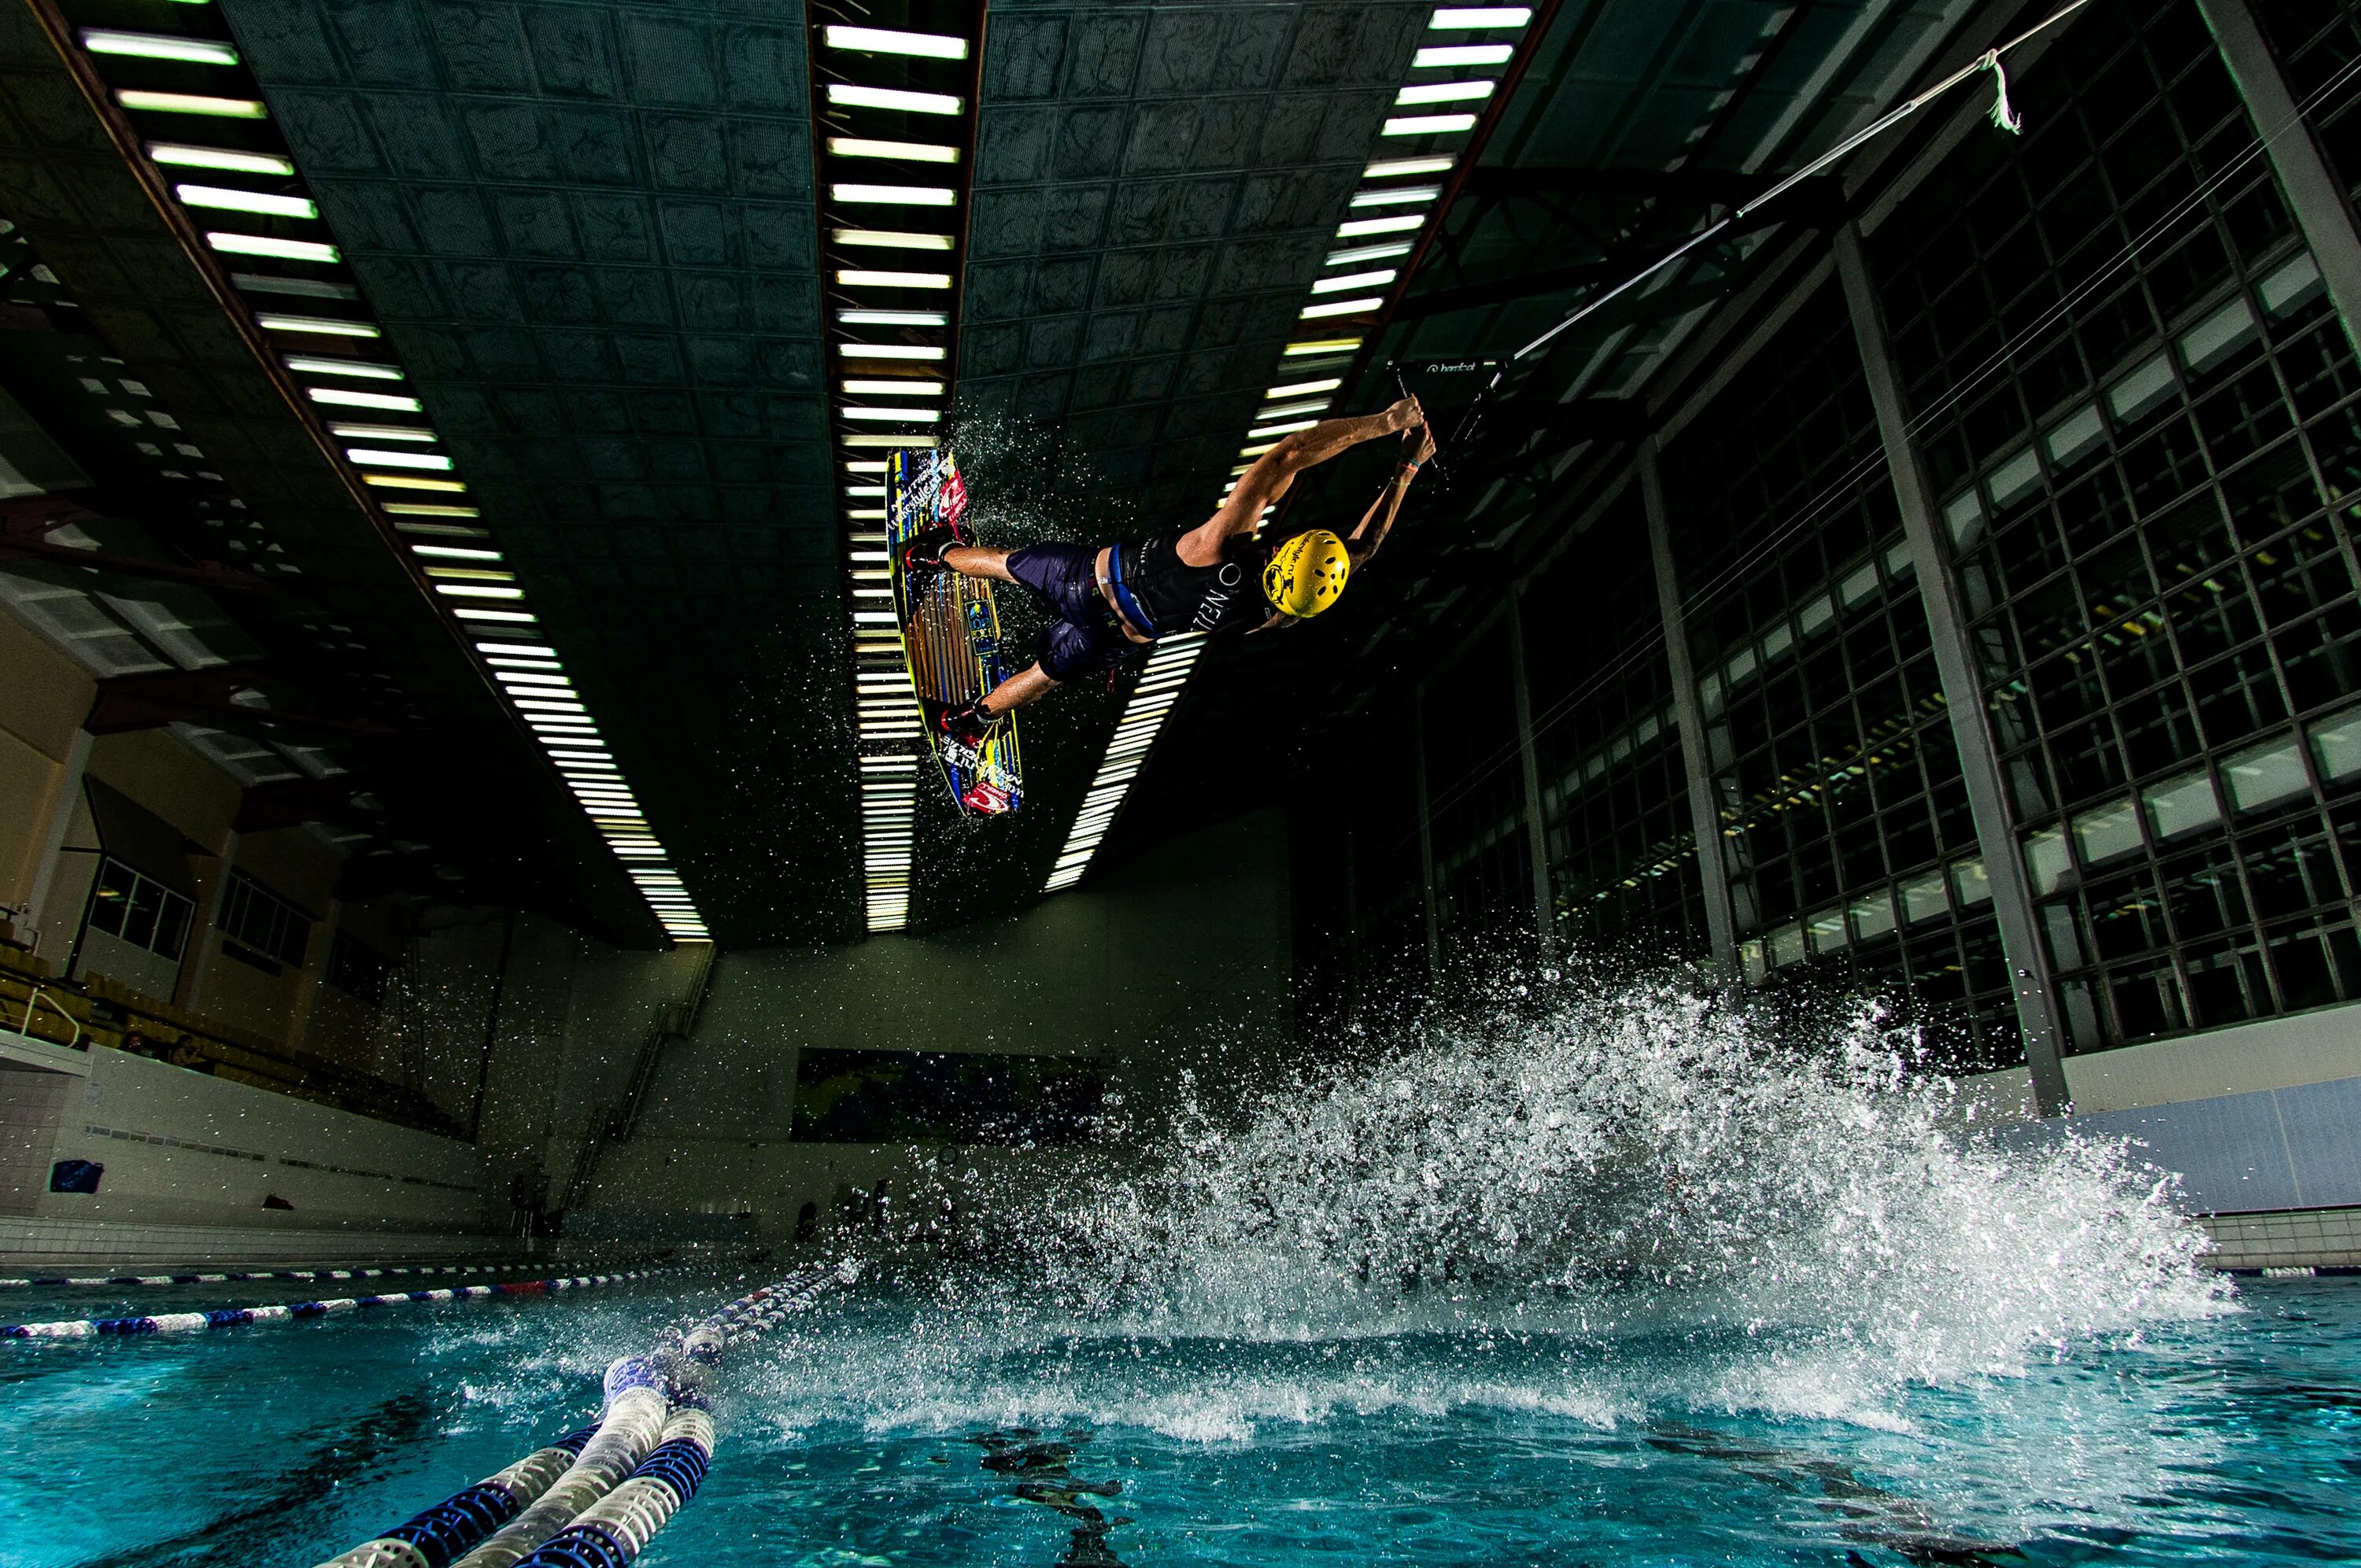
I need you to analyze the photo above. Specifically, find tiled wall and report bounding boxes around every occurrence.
[1968,1000,2361,1267]
[0,1216,525,1272]
[0,1062,71,1219]
[1,1039,495,1267]
[2070,1072,2361,1214]
[2201,1206,2361,1271]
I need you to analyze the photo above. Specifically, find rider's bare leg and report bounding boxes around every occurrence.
[941,544,1017,584]
[979,662,1059,717]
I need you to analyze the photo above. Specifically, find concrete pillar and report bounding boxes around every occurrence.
[1834,223,2072,1115]
[1640,437,1740,977]
[285,896,340,1051]
[1412,688,1439,978]
[177,828,238,1013]
[21,728,91,965]
[1505,593,1557,957]
[2197,0,2361,357]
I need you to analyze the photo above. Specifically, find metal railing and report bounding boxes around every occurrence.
[556,944,719,1217]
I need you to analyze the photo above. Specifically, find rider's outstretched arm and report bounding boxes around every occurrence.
[1179,397,1424,566]
[1347,426,1436,566]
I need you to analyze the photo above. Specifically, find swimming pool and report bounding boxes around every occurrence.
[5,1271,2356,1568]
[7,985,2356,1567]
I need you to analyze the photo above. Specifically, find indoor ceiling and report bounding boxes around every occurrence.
[1,0,2016,946]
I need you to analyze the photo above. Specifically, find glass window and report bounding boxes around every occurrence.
[2307,704,2361,780]
[2143,769,2222,838]
[1851,889,1898,941]
[218,871,314,969]
[83,859,192,961]
[2024,828,2071,895]
[2072,796,2145,866]
[1874,0,2361,1054]
[2222,736,2311,814]
[1900,870,1949,924]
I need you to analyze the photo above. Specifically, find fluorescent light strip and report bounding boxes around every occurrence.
[836,268,952,287]
[287,355,401,378]
[234,272,357,300]
[306,387,423,411]
[1431,7,1532,26]
[1384,113,1480,135]
[825,25,970,58]
[1042,641,1203,894]
[176,185,318,219]
[824,47,982,935]
[833,229,955,250]
[207,232,338,262]
[829,138,960,163]
[117,90,265,118]
[832,183,956,206]
[1397,80,1495,105]
[841,406,941,422]
[1312,269,1397,293]
[83,28,240,64]
[262,313,379,337]
[827,83,963,115]
[1416,43,1514,66]
[351,447,452,469]
[150,142,295,175]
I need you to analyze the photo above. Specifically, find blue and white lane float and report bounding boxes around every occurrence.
[3,1261,553,1288]
[312,1261,850,1568]
[2,1267,663,1340]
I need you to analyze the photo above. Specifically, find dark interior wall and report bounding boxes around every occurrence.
[577,808,1292,1227]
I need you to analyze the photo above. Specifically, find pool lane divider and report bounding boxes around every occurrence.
[312,1261,851,1568]
[5,1261,552,1289]
[2,1267,665,1340]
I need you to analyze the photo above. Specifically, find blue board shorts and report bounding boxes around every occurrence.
[1006,542,1133,683]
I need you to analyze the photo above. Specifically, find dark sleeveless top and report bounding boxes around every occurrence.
[1112,533,1270,638]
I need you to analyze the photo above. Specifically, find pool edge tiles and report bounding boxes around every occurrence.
[58,8,708,944]
[0,1267,668,1339]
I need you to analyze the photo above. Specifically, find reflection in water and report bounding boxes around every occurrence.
[972,1426,1129,1566]
[1647,1422,2025,1567]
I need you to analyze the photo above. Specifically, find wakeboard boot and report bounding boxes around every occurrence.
[901,520,973,596]
[938,697,995,748]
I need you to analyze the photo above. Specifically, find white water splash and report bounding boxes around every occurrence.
[756,973,2231,1437]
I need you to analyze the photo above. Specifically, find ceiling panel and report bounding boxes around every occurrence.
[216,0,848,945]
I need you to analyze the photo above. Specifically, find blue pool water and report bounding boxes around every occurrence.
[2,1273,2357,1567]
[8,985,2357,1566]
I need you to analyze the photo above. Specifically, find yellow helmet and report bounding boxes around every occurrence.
[1262,529,1351,618]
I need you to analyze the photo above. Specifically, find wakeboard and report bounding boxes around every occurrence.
[885,447,1024,817]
